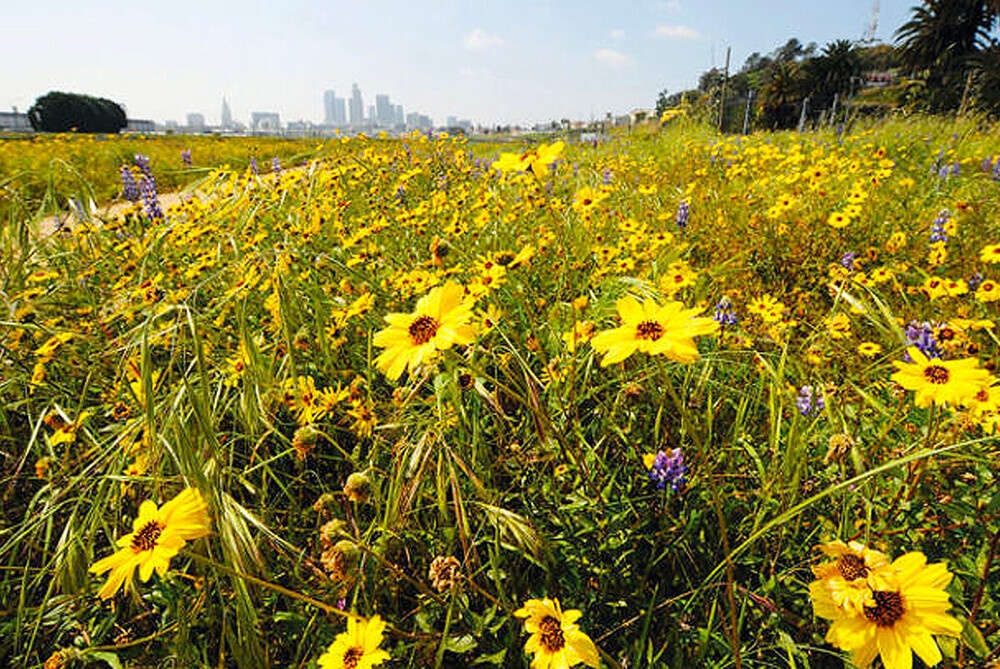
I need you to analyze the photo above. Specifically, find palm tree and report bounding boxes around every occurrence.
[895,0,995,110]
[807,40,862,109]
[759,60,805,129]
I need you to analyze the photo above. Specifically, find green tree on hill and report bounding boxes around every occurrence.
[895,0,996,111]
[27,91,128,133]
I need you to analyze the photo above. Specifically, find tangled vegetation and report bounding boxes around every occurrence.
[1,115,999,668]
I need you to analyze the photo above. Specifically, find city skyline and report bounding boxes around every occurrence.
[151,83,444,134]
[2,1,914,127]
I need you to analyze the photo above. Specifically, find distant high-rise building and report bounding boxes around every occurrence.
[394,104,404,126]
[349,84,364,126]
[446,116,458,128]
[187,113,206,131]
[406,112,433,131]
[251,112,281,133]
[367,104,376,124]
[333,97,347,125]
[375,94,392,125]
[221,97,233,129]
[323,90,337,124]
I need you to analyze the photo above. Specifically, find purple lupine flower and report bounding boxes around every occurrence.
[647,448,687,492]
[676,200,690,229]
[120,165,140,202]
[931,148,944,173]
[841,252,857,270]
[950,162,960,177]
[713,297,737,327]
[134,154,154,180]
[396,185,406,204]
[993,160,1000,182]
[181,149,192,167]
[937,165,950,179]
[139,173,163,219]
[602,168,613,186]
[904,321,942,359]
[930,209,950,244]
[982,156,993,173]
[797,385,825,416]
[271,156,281,173]
[968,272,983,291]
[249,157,259,175]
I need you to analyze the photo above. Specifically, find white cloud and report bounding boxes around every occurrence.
[654,24,700,40]
[595,48,630,67]
[609,28,625,40]
[464,28,505,51]
[655,0,683,11]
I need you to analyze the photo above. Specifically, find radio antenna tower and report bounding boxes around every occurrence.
[862,0,880,44]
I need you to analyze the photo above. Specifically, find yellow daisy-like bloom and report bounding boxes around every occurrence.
[979,243,1000,264]
[89,488,211,600]
[857,342,882,357]
[493,141,565,179]
[590,295,719,367]
[975,279,999,303]
[890,346,990,408]
[808,541,891,617]
[827,211,851,228]
[816,552,963,669]
[372,281,477,381]
[515,598,600,669]
[316,614,391,669]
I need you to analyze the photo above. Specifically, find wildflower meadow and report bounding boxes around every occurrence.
[2,115,999,668]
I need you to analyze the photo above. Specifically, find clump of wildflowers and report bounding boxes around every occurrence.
[904,321,942,359]
[713,297,737,327]
[929,209,950,244]
[796,385,825,416]
[133,154,163,219]
[675,200,690,229]
[644,448,687,491]
[120,165,140,202]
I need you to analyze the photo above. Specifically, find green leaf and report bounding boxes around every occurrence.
[961,617,989,658]
[443,634,478,654]
[472,649,507,665]
[84,651,123,669]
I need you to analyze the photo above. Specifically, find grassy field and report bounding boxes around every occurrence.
[1,116,999,668]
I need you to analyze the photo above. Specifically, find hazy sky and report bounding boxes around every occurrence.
[2,1,913,127]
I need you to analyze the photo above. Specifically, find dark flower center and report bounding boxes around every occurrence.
[342,646,363,668]
[864,591,905,627]
[636,321,664,341]
[408,315,439,345]
[923,365,950,384]
[131,520,164,552]
[539,615,566,652]
[837,554,868,581]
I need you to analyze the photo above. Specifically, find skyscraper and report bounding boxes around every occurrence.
[375,94,392,125]
[324,90,337,125]
[333,97,347,125]
[349,84,364,126]
[221,97,233,129]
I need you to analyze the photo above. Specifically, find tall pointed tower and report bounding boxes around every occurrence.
[221,97,233,130]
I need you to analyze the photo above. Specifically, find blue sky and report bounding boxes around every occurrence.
[1,1,914,127]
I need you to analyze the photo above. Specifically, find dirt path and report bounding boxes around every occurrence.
[36,189,199,237]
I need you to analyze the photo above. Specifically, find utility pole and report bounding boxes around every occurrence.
[718,46,731,132]
[742,90,755,135]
